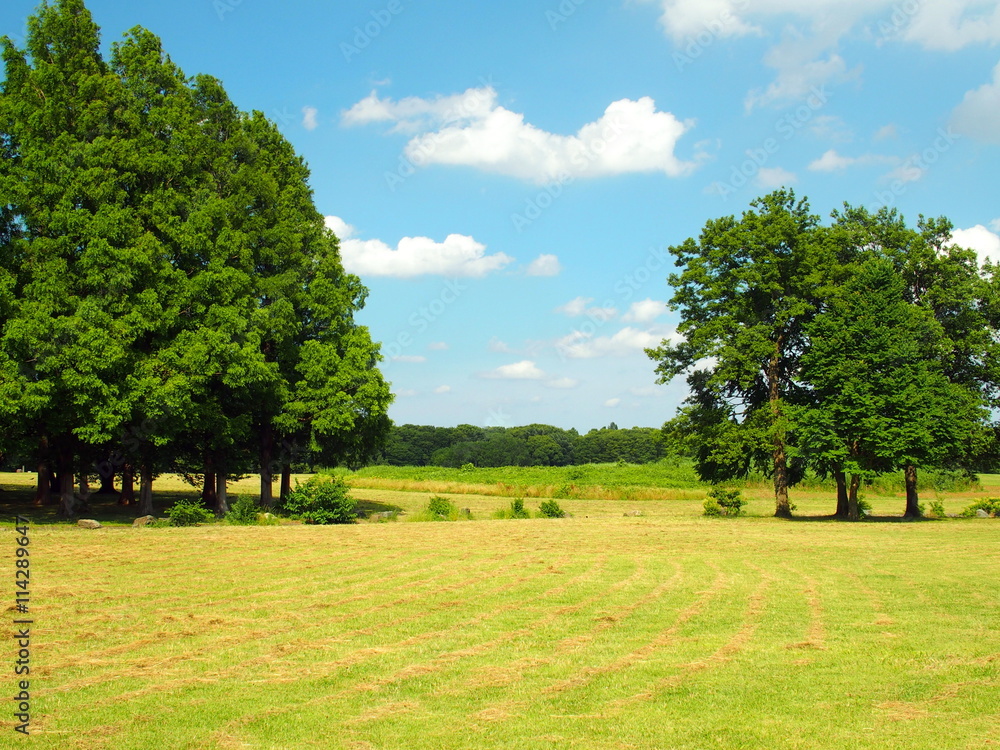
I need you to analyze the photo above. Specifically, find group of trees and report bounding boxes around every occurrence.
[0,1,392,517]
[381,423,667,468]
[648,190,1000,520]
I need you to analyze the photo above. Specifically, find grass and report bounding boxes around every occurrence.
[0,471,998,748]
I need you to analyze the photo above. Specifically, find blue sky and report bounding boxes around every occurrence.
[4,0,1000,432]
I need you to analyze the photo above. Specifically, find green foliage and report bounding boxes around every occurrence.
[427,496,456,519]
[166,500,213,527]
[702,498,723,517]
[857,498,873,520]
[226,496,261,526]
[961,498,1000,518]
[704,487,746,517]
[927,500,947,519]
[277,476,356,525]
[492,498,531,519]
[461,463,476,472]
[537,499,566,518]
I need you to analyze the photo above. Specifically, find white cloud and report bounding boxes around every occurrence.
[344,88,698,183]
[951,61,1000,144]
[648,0,761,42]
[622,299,666,324]
[903,2,1000,51]
[555,296,618,321]
[556,326,666,359]
[482,360,545,380]
[302,106,319,131]
[547,377,579,389]
[526,254,563,277]
[755,166,797,189]
[808,149,898,172]
[488,337,513,353]
[950,225,1000,266]
[428,342,449,351]
[393,355,426,363]
[604,398,622,408]
[630,385,660,397]
[324,216,512,278]
[395,389,417,398]
[433,385,452,394]
[809,114,853,142]
[882,161,925,185]
[991,218,1000,232]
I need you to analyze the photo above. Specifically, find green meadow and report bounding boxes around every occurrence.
[0,471,998,749]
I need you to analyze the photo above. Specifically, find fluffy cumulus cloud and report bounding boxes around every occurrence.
[604,398,622,408]
[622,299,666,324]
[481,360,546,380]
[950,225,1000,266]
[526,254,563,277]
[343,87,697,183]
[324,216,512,278]
[951,61,1000,144]
[556,327,667,359]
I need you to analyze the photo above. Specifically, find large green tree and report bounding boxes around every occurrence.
[792,258,982,520]
[647,190,828,517]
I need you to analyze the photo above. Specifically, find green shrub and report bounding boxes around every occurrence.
[538,499,565,518]
[427,496,456,519]
[960,498,1000,518]
[460,463,475,472]
[509,498,530,519]
[857,497,872,519]
[706,487,746,517]
[927,500,947,519]
[702,498,723,517]
[166,499,213,527]
[226,496,261,526]
[276,475,356,525]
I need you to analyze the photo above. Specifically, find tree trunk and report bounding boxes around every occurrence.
[138,463,154,517]
[260,424,274,508]
[834,468,849,519]
[903,463,920,518]
[96,460,118,495]
[57,442,75,518]
[119,464,135,506]
[202,458,217,509]
[78,470,90,499]
[215,466,228,517]
[34,436,51,506]
[768,335,792,518]
[847,473,861,522]
[34,462,51,507]
[280,463,292,502]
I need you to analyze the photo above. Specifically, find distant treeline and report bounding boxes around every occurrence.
[380,423,667,468]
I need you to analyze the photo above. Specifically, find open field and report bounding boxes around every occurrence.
[0,472,998,748]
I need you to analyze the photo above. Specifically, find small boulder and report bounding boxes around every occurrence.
[624,510,643,517]
[976,509,990,518]
[77,519,102,529]
[132,515,156,527]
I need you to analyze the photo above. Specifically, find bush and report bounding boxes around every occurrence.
[226,496,261,526]
[166,499,213,527]
[427,495,456,519]
[702,498,723,517]
[960,498,1000,518]
[705,487,746,517]
[460,463,475,472]
[510,498,530,519]
[538,499,565,518]
[857,497,872,519]
[276,475,356,525]
[926,500,947,519]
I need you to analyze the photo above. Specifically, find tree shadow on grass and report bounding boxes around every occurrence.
[0,486,203,526]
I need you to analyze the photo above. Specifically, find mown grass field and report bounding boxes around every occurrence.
[0,470,998,748]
